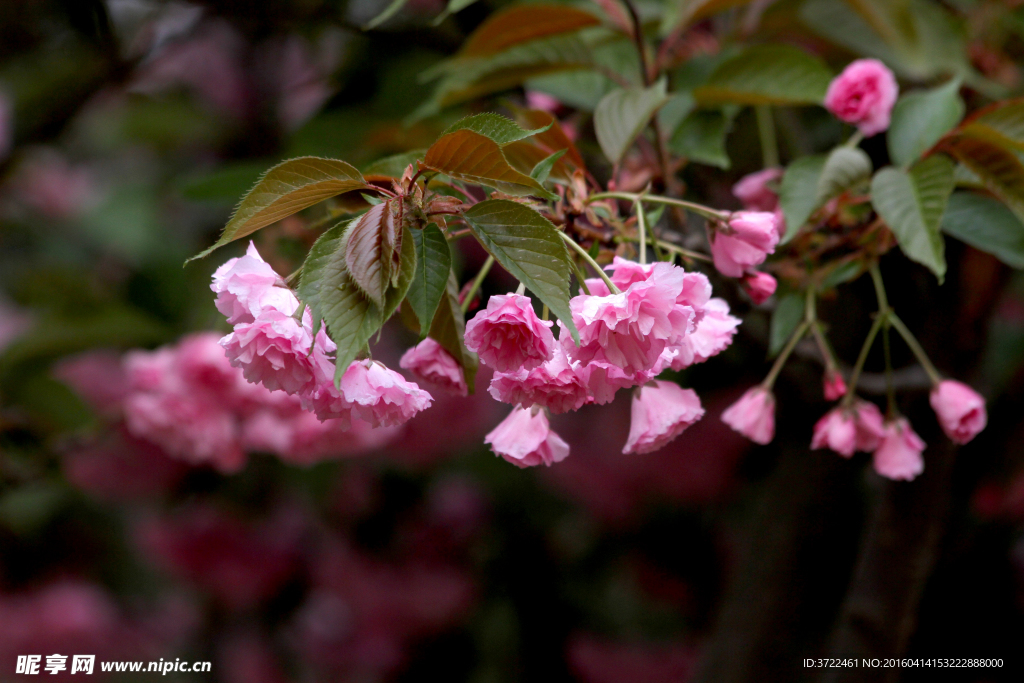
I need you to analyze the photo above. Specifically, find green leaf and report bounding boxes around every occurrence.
[668,107,737,169]
[364,0,409,29]
[298,220,350,338]
[960,99,1024,153]
[187,157,371,262]
[820,260,865,289]
[462,199,578,343]
[432,0,479,25]
[662,0,757,33]
[769,293,804,358]
[693,44,833,106]
[530,149,567,184]
[428,271,479,391]
[440,113,549,146]
[888,79,965,168]
[363,150,425,179]
[940,133,1024,222]
[941,191,1024,269]
[594,78,669,165]
[423,129,554,197]
[407,223,452,331]
[778,154,827,245]
[345,200,403,306]
[871,155,955,281]
[816,147,872,205]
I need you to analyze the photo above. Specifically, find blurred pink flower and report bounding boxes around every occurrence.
[399,337,467,396]
[13,149,97,220]
[710,211,780,278]
[62,429,189,502]
[623,381,705,454]
[242,409,397,464]
[721,386,774,444]
[852,400,886,451]
[464,293,555,372]
[52,350,128,419]
[488,346,588,414]
[824,58,899,136]
[873,418,925,481]
[485,406,570,468]
[740,270,776,304]
[823,369,847,401]
[811,407,857,456]
[732,167,782,212]
[930,379,987,444]
[340,360,433,428]
[525,90,561,113]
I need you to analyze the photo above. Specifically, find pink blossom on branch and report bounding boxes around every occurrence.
[811,401,885,457]
[657,298,740,372]
[485,406,570,468]
[872,418,925,481]
[623,381,705,454]
[220,309,319,395]
[710,211,781,278]
[732,167,782,212]
[340,360,433,428]
[929,379,987,444]
[488,346,589,414]
[721,386,775,444]
[464,293,555,372]
[740,270,777,304]
[400,338,468,396]
[210,242,284,324]
[823,369,847,401]
[823,58,899,137]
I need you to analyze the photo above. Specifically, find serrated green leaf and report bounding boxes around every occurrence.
[668,107,737,169]
[594,78,669,166]
[769,293,804,358]
[462,199,577,343]
[441,113,549,146]
[423,129,554,197]
[888,80,964,168]
[942,191,1024,269]
[298,220,350,338]
[693,44,833,106]
[408,223,452,331]
[188,157,371,262]
[816,147,872,205]
[871,155,955,281]
[364,0,409,29]
[429,271,478,391]
[530,149,567,184]
[778,154,827,244]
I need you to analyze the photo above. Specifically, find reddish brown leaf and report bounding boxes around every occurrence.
[460,4,601,58]
[345,199,403,306]
[939,133,1024,220]
[423,129,551,196]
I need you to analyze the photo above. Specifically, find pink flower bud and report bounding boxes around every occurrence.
[823,369,847,401]
[732,167,782,212]
[721,386,774,445]
[740,271,777,304]
[823,58,899,137]
[399,338,468,396]
[485,406,570,468]
[872,418,925,481]
[929,380,987,444]
[710,211,780,278]
[464,294,555,372]
[339,360,433,428]
[623,381,705,454]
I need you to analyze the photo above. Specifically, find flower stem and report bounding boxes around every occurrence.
[587,192,729,221]
[763,321,810,390]
[515,281,526,296]
[755,105,779,169]
[568,256,591,295]
[461,255,494,315]
[635,199,648,265]
[560,232,621,294]
[844,130,865,149]
[888,313,942,385]
[882,322,896,419]
[843,310,887,407]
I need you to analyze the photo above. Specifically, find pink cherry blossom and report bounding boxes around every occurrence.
[823,369,847,401]
[811,408,858,457]
[623,381,705,454]
[740,271,777,304]
[721,386,774,444]
[577,358,649,405]
[824,58,899,136]
[340,360,433,428]
[220,309,318,395]
[242,410,397,465]
[526,90,561,113]
[464,293,555,372]
[710,211,781,278]
[929,379,987,444]
[872,418,925,481]
[485,406,570,468]
[657,298,740,372]
[210,242,283,324]
[399,338,467,396]
[733,167,782,212]
[488,347,589,414]
[852,400,886,451]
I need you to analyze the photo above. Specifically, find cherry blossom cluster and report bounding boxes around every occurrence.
[453,257,740,467]
[212,243,433,429]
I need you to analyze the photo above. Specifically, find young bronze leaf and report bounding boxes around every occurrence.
[462,199,577,343]
[459,4,600,58]
[429,271,478,392]
[407,223,452,331]
[345,199,403,306]
[423,129,553,197]
[188,157,371,262]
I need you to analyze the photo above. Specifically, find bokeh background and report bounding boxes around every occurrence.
[2,1,1024,681]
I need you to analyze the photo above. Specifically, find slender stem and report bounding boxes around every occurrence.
[461,255,494,315]
[446,228,472,241]
[515,281,526,296]
[541,304,549,321]
[811,322,838,371]
[843,311,888,407]
[588,192,729,220]
[805,285,816,323]
[882,322,896,419]
[763,321,809,389]
[844,130,865,149]
[655,240,713,263]
[621,0,651,85]
[569,256,591,295]
[869,263,889,312]
[755,105,779,169]
[888,313,942,385]
[634,199,648,264]
[560,232,620,294]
